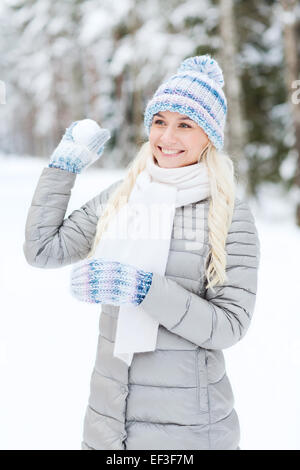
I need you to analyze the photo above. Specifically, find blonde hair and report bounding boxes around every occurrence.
[87,140,236,292]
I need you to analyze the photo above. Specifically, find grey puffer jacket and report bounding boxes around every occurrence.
[23,166,260,450]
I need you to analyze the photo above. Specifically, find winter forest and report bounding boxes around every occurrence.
[1,0,300,450]
[1,0,300,206]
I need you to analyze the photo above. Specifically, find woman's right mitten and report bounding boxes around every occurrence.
[48,118,111,174]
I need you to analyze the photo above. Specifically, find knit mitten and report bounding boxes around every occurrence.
[70,258,153,306]
[48,119,111,174]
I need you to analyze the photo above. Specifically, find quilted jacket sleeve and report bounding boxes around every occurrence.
[23,166,123,269]
[141,199,261,350]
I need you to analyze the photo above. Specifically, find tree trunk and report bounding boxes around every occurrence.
[219,0,249,197]
[129,1,143,148]
[279,0,300,225]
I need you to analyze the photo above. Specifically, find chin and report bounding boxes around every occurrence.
[157,159,187,169]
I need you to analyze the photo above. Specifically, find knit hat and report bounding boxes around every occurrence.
[143,54,227,150]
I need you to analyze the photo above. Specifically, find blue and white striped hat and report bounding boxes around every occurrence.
[143,54,227,150]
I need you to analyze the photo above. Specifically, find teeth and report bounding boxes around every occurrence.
[161,148,183,154]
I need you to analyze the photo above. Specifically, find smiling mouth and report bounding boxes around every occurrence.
[158,146,185,157]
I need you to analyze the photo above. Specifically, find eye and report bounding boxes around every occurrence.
[153,119,191,128]
[179,122,191,128]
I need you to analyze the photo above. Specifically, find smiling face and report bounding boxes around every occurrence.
[149,110,209,168]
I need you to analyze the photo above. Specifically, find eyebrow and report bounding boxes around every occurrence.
[154,112,193,121]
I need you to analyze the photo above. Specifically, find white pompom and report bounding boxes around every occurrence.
[72,119,102,146]
[177,54,224,88]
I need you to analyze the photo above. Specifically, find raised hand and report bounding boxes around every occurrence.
[48,118,111,174]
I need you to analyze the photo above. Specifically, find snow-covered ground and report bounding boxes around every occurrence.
[0,153,299,450]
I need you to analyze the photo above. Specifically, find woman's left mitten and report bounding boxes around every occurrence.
[70,258,153,306]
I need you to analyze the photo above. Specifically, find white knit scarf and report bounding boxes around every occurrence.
[93,151,211,366]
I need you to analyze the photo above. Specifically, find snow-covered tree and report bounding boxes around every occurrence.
[1,0,299,201]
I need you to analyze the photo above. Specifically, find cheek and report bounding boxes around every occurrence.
[189,134,208,152]
[149,129,159,146]
[181,135,195,152]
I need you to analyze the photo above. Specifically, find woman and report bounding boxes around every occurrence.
[23,55,260,450]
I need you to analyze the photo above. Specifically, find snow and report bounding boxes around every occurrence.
[79,0,133,45]
[0,153,299,450]
[71,118,109,146]
[80,9,115,44]
[169,0,212,28]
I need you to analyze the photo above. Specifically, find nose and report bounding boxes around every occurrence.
[159,125,179,145]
